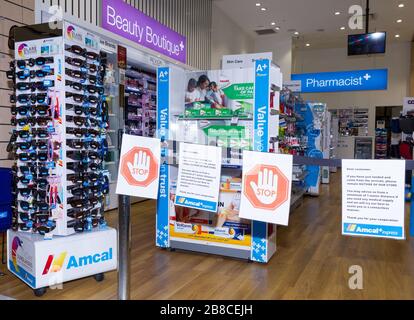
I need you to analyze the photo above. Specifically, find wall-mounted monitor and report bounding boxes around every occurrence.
[348,32,387,56]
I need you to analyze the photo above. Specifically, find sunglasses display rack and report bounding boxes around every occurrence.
[8,23,110,237]
[124,66,157,137]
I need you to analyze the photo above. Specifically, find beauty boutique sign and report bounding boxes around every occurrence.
[101,0,187,64]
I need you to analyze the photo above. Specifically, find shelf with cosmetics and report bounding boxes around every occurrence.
[124,65,157,138]
[7,23,111,237]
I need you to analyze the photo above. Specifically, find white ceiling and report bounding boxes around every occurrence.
[213,0,414,49]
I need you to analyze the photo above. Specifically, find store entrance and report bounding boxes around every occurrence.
[375,106,403,159]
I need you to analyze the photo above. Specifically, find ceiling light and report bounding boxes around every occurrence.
[256,3,261,6]
[398,3,404,8]
[275,26,280,30]
[306,43,310,47]
[340,26,346,30]
[294,31,299,35]
[397,19,403,23]
[395,34,400,38]
[334,11,341,15]
[261,7,267,11]
[271,22,276,26]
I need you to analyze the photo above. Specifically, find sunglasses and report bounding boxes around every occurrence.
[66,80,104,95]
[32,128,50,138]
[66,115,88,127]
[16,93,50,104]
[35,224,55,235]
[16,140,48,151]
[66,128,100,138]
[16,57,54,69]
[66,92,100,104]
[15,80,54,92]
[18,152,48,162]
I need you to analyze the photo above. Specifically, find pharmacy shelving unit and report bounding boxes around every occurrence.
[156,60,283,263]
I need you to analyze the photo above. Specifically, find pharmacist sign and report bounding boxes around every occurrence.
[101,0,186,63]
[291,69,388,93]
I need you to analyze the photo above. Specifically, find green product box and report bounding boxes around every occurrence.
[184,109,200,117]
[215,108,233,117]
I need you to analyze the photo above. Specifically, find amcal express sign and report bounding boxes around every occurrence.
[101,0,186,63]
[42,248,113,275]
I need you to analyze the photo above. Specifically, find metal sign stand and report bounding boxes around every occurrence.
[118,194,131,300]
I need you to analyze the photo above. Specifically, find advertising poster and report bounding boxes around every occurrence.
[239,150,293,226]
[175,143,222,212]
[342,160,405,240]
[116,135,161,199]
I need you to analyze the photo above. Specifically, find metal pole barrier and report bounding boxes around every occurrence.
[410,172,414,237]
[118,194,131,300]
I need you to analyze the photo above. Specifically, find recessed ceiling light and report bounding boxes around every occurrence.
[334,11,341,15]
[398,3,404,8]
[294,31,299,35]
[340,26,346,30]
[256,3,261,6]
[271,22,276,26]
[395,34,400,38]
[261,7,267,11]
[306,43,310,47]
[397,19,403,23]
[275,26,280,30]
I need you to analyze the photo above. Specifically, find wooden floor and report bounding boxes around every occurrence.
[1,172,414,300]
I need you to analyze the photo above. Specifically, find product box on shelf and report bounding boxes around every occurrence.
[169,176,252,248]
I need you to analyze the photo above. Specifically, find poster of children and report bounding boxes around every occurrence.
[185,73,225,109]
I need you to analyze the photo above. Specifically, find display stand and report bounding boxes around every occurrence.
[156,60,282,263]
[7,22,117,296]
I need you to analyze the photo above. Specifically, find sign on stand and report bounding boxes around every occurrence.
[240,151,293,226]
[342,160,405,240]
[116,135,161,199]
[175,143,222,213]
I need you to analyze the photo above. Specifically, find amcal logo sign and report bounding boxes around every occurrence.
[42,248,113,275]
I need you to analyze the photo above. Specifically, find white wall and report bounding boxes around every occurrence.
[211,2,255,69]
[255,37,292,79]
[293,42,412,136]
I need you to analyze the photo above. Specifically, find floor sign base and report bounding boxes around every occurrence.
[7,228,117,291]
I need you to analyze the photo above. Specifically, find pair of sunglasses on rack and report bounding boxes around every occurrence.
[67,172,104,185]
[66,115,100,127]
[16,174,48,185]
[13,117,52,127]
[16,57,54,69]
[65,45,102,62]
[15,140,49,152]
[65,80,104,95]
[65,57,101,73]
[19,200,50,212]
[67,207,102,219]
[66,103,99,116]
[18,152,49,162]
[15,80,54,92]
[66,92,100,104]
[15,69,54,80]
[67,162,102,173]
[65,68,103,85]
[67,139,101,150]
[11,93,50,105]
[67,150,103,162]
[68,195,103,208]
[66,127,100,138]
[16,129,49,139]
[14,165,50,177]
[11,105,50,117]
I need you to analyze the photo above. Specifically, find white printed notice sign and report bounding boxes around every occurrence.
[342,160,405,240]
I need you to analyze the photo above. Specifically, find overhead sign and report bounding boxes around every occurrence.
[101,0,186,63]
[240,151,293,226]
[342,160,405,240]
[116,135,161,199]
[291,69,388,93]
[175,143,222,213]
[222,52,273,69]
